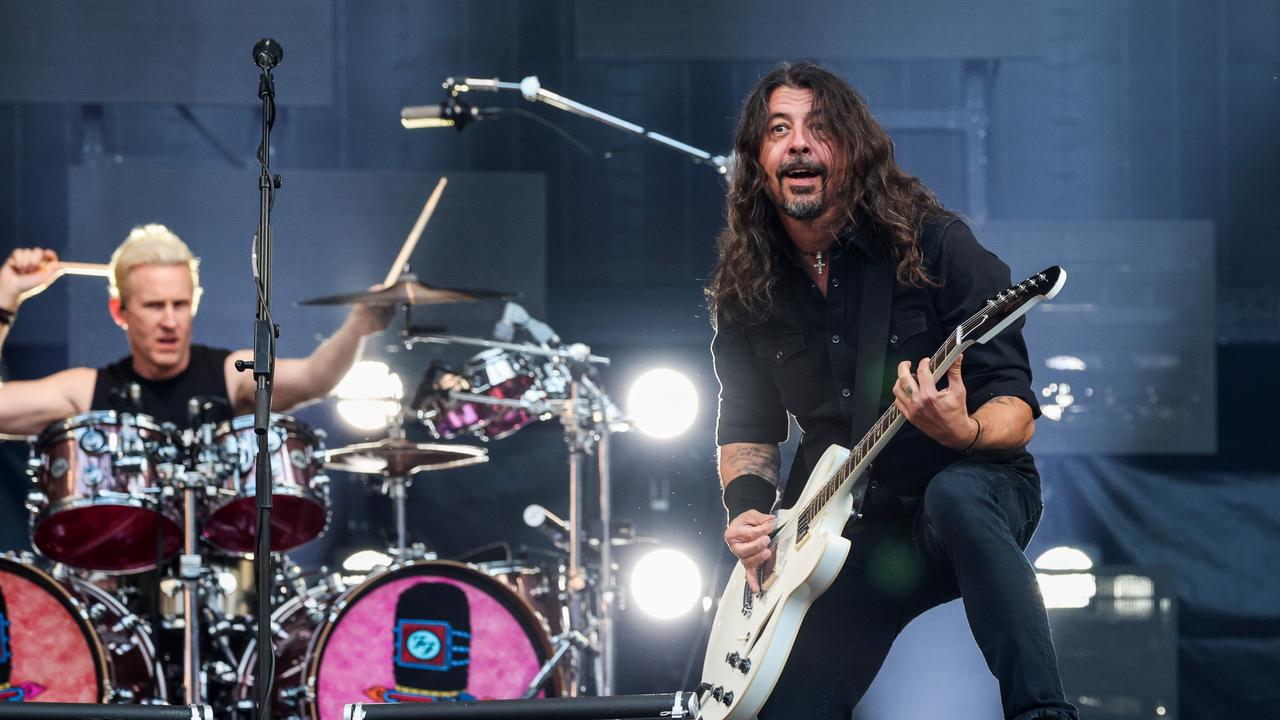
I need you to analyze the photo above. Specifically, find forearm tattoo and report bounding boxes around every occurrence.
[720,443,782,485]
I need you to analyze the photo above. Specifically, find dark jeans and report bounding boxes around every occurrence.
[759,461,1078,720]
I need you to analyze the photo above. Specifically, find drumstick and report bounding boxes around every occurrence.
[383,177,448,287]
[56,261,111,277]
[16,261,111,302]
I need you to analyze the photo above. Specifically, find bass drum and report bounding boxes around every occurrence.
[236,561,563,719]
[0,555,165,703]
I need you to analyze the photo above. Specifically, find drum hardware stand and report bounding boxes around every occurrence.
[402,330,626,696]
[523,629,590,699]
[385,414,412,558]
[174,465,205,705]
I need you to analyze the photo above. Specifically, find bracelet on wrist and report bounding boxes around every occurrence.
[723,473,777,522]
[963,417,983,454]
[0,306,14,327]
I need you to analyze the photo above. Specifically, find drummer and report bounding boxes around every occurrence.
[0,224,392,435]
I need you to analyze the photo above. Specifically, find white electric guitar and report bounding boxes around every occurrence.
[696,266,1067,720]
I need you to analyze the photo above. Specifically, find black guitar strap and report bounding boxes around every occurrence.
[850,252,895,448]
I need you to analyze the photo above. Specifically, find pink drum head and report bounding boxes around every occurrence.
[0,559,105,703]
[33,505,180,573]
[309,561,557,719]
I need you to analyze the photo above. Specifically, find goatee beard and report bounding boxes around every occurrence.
[780,193,826,220]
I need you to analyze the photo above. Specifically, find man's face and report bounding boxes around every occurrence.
[115,264,195,380]
[757,86,843,225]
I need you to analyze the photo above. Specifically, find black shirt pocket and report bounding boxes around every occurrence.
[753,330,807,366]
[889,310,929,349]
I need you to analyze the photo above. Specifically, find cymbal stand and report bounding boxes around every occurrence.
[386,412,410,557]
[559,369,621,696]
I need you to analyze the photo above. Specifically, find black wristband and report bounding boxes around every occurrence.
[0,306,13,327]
[723,473,777,522]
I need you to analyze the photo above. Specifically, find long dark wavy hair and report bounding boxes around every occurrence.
[707,62,952,327]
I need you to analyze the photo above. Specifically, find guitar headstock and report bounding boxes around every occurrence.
[960,266,1066,345]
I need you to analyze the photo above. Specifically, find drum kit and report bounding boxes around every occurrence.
[0,277,639,719]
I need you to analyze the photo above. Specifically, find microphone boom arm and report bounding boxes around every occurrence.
[441,75,731,174]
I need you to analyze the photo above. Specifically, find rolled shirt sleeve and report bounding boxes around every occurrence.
[711,319,791,446]
[930,220,1042,419]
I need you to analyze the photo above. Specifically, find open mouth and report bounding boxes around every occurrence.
[778,161,826,186]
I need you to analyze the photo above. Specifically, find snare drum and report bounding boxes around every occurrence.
[421,349,569,442]
[203,414,329,554]
[235,560,564,719]
[0,555,165,703]
[28,411,180,573]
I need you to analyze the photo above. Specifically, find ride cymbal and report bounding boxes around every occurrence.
[300,278,510,307]
[325,437,488,476]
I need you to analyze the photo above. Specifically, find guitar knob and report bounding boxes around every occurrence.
[711,686,724,701]
[722,691,735,706]
[725,651,741,668]
[738,658,751,674]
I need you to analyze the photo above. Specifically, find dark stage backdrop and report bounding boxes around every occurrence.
[2,2,1278,718]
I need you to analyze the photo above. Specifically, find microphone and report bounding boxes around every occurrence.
[401,96,484,130]
[493,302,560,345]
[252,38,283,71]
[523,504,570,539]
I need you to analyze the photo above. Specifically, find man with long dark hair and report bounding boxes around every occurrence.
[710,62,1077,719]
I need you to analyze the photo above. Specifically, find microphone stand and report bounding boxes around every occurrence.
[237,38,283,720]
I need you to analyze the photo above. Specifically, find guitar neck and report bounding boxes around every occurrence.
[795,333,970,540]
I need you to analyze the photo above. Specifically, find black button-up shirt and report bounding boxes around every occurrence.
[712,218,1040,511]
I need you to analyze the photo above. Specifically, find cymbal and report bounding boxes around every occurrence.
[300,278,510,307]
[0,432,33,443]
[325,437,488,476]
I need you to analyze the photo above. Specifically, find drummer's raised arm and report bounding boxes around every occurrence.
[0,368,96,436]
[223,300,393,415]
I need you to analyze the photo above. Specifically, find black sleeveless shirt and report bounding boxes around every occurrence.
[91,344,233,427]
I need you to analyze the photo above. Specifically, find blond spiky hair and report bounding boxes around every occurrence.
[108,224,203,313]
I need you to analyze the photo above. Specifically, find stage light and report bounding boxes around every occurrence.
[334,361,404,431]
[1034,546,1096,609]
[630,548,702,619]
[342,548,393,573]
[1035,546,1094,571]
[1046,355,1087,371]
[627,368,698,439]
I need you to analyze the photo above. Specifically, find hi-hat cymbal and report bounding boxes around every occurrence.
[0,432,33,442]
[325,437,488,476]
[300,278,510,307]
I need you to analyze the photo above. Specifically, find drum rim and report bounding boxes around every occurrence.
[217,413,321,446]
[35,411,163,446]
[65,575,168,702]
[0,555,112,701]
[302,559,564,715]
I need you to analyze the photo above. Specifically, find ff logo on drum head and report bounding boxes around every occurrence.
[394,620,470,671]
[366,581,477,703]
[0,584,45,703]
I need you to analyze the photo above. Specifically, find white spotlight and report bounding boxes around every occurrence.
[334,361,404,431]
[630,548,702,620]
[627,368,698,439]
[1034,546,1096,609]
[342,548,393,573]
